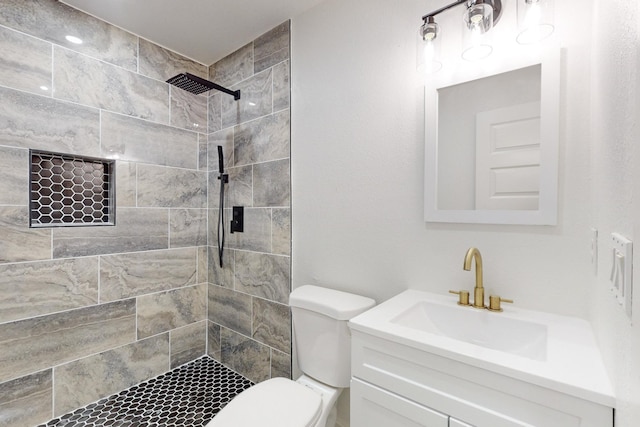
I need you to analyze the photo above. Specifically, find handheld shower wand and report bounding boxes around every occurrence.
[217,146,228,267]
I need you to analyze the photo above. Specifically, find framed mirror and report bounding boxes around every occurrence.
[424,50,560,225]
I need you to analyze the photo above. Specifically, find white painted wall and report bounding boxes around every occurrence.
[291,0,639,425]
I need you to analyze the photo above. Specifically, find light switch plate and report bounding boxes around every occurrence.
[611,233,632,319]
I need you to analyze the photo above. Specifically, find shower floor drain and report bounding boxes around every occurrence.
[39,356,252,427]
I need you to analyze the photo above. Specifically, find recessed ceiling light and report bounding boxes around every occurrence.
[65,35,83,44]
[39,86,49,91]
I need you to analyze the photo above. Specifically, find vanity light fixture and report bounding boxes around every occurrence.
[516,0,555,44]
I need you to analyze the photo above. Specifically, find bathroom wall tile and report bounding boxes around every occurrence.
[208,92,222,133]
[209,42,254,88]
[198,134,208,171]
[0,299,136,384]
[208,246,234,289]
[273,62,290,112]
[137,284,206,339]
[170,87,208,131]
[54,334,169,416]
[137,164,206,208]
[115,161,136,207]
[272,208,291,255]
[234,110,290,166]
[0,206,51,264]
[252,298,291,353]
[197,246,208,284]
[221,69,272,128]
[208,285,252,337]
[0,25,52,96]
[0,257,99,324]
[225,208,272,253]
[271,349,291,379]
[100,248,197,302]
[170,208,208,248]
[0,0,138,70]
[101,111,198,169]
[235,252,290,304]
[207,128,234,172]
[0,146,28,206]
[253,159,291,207]
[0,369,52,427]
[0,86,100,156]
[54,47,169,123]
[170,321,207,368]
[207,321,221,361]
[208,165,253,209]
[52,207,168,258]
[139,38,207,82]
[221,328,270,383]
[254,21,290,73]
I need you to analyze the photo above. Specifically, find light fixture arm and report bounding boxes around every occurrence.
[421,0,503,25]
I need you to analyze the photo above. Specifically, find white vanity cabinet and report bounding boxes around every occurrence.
[350,331,614,427]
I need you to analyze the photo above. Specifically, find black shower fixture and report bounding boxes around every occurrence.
[166,72,241,100]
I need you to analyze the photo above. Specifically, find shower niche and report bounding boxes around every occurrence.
[29,150,115,227]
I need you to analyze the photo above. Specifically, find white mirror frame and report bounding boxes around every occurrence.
[424,49,561,225]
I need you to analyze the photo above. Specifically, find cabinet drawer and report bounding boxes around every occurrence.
[351,378,449,427]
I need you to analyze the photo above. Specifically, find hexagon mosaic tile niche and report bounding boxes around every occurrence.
[39,356,253,427]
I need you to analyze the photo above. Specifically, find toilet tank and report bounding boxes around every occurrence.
[289,286,375,388]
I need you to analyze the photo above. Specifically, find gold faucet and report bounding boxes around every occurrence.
[463,247,486,309]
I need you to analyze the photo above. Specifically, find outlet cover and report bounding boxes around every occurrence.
[610,233,632,319]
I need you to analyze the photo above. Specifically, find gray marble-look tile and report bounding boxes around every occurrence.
[208,246,234,289]
[221,69,272,129]
[208,92,222,134]
[207,128,234,173]
[271,349,291,379]
[208,285,251,336]
[0,146,28,206]
[197,246,208,284]
[170,87,208,131]
[234,110,290,166]
[209,42,253,88]
[254,21,290,73]
[0,369,52,427]
[54,334,169,416]
[52,207,168,258]
[0,257,99,324]
[137,164,206,208]
[54,47,169,123]
[220,327,270,383]
[0,25,52,96]
[170,321,207,368]
[272,208,291,256]
[273,61,290,112]
[0,206,51,264]
[115,161,136,207]
[137,284,206,339]
[139,38,207,82]
[0,0,138,70]
[207,321,221,361]
[208,165,252,210]
[170,209,207,248]
[0,299,136,384]
[100,247,197,302]
[225,208,272,253]
[101,111,198,169]
[252,298,291,353]
[253,159,290,207]
[198,133,208,171]
[0,86,100,156]
[235,252,290,304]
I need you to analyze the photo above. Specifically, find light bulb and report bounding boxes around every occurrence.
[517,0,554,44]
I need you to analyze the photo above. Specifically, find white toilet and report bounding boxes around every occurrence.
[206,285,375,427]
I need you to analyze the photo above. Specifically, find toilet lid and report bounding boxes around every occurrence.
[206,378,322,427]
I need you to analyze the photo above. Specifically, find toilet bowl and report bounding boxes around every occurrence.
[206,285,375,427]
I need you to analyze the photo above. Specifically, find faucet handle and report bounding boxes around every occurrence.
[449,290,471,306]
[488,295,513,312]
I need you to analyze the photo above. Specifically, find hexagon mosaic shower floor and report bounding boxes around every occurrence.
[39,356,253,427]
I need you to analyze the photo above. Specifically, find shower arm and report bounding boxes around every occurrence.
[166,72,241,100]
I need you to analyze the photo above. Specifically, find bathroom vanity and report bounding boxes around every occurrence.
[348,290,614,427]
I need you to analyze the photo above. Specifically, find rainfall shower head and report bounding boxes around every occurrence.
[166,73,241,100]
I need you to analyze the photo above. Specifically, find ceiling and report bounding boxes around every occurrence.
[60,0,326,65]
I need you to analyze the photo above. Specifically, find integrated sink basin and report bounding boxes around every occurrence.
[391,299,548,361]
[349,289,615,408]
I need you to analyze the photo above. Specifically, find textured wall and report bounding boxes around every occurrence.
[206,22,292,384]
[0,0,210,424]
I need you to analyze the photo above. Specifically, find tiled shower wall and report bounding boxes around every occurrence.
[0,0,291,425]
